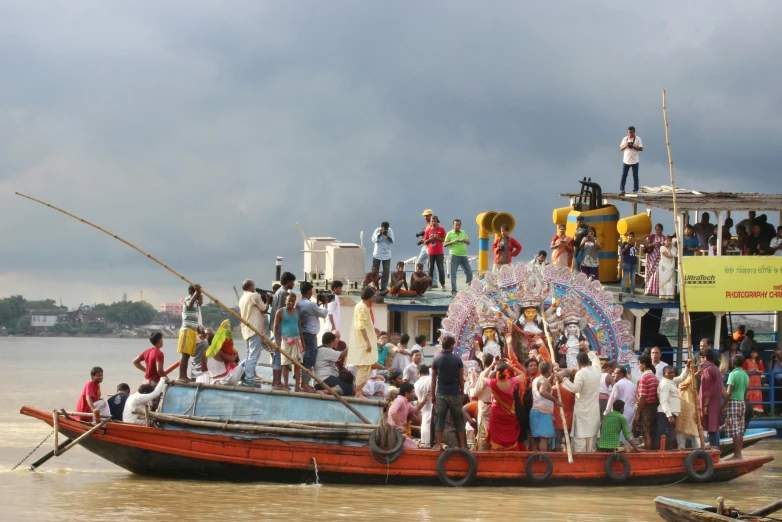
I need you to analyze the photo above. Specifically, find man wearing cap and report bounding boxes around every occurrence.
[417,209,438,288]
[424,215,447,290]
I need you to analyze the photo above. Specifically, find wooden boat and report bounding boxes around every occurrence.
[18,383,774,486]
[655,496,782,521]
[719,428,778,458]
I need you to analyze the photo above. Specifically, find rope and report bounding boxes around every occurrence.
[11,430,54,470]
[182,384,202,416]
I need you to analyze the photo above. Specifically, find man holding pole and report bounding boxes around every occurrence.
[177,284,204,383]
[561,348,601,452]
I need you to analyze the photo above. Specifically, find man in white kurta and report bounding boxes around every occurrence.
[468,363,493,451]
[604,365,637,442]
[562,350,601,452]
[414,368,433,447]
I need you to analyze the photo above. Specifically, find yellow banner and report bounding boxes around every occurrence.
[681,257,782,312]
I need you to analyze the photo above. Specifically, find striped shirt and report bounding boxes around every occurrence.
[181,296,201,331]
[637,370,659,404]
[598,411,632,449]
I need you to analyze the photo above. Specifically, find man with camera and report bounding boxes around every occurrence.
[416,209,437,287]
[296,281,329,390]
[619,126,643,196]
[424,215,447,290]
[371,221,395,291]
[238,279,269,388]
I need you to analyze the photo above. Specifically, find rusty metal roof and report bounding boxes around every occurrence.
[560,185,782,212]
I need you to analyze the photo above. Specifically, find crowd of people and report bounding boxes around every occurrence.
[73,269,780,460]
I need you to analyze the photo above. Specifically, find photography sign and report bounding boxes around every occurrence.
[681,257,782,312]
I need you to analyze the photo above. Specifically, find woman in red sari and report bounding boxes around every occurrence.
[743,348,766,415]
[550,224,575,268]
[485,361,526,451]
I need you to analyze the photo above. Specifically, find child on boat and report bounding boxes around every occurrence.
[75,366,111,423]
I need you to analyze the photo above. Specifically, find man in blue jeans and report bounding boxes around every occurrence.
[431,336,468,450]
[619,126,643,196]
[296,281,329,390]
[371,221,394,291]
[238,279,269,387]
[621,231,638,296]
[444,219,473,296]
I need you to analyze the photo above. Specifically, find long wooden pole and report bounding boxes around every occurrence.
[540,309,573,464]
[662,91,705,448]
[15,192,371,425]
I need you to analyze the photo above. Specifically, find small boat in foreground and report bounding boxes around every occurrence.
[19,382,774,487]
[655,496,782,521]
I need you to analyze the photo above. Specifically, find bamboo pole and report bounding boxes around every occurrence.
[145,411,377,430]
[540,310,573,464]
[58,420,109,455]
[172,380,386,407]
[662,90,705,449]
[15,192,371,425]
[52,411,59,455]
[149,411,371,440]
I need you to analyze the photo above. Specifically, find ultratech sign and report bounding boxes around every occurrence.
[683,274,716,286]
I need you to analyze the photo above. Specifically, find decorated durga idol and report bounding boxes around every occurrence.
[441,263,636,370]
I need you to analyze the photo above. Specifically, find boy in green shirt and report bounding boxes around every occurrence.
[723,353,749,460]
[444,219,473,296]
[598,400,642,452]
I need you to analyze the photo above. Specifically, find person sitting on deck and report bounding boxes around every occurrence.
[362,266,389,296]
[388,382,431,449]
[389,262,418,298]
[123,379,168,425]
[107,383,130,421]
[196,320,244,386]
[190,327,213,379]
[771,226,782,255]
[75,366,111,422]
[409,263,433,296]
[313,332,353,396]
[598,400,641,452]
[133,331,166,385]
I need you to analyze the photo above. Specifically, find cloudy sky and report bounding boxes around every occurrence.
[2,1,780,309]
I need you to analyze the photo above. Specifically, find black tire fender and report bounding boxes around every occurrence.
[605,453,631,481]
[436,448,478,487]
[685,449,714,482]
[525,453,554,482]
[369,428,404,464]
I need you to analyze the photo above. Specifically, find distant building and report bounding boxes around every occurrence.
[29,310,60,330]
[160,302,184,316]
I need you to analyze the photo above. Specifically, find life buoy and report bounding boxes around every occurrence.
[604,453,631,481]
[436,448,478,487]
[525,454,554,482]
[685,450,714,482]
[369,428,404,464]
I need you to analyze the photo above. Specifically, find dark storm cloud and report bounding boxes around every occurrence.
[1,1,780,306]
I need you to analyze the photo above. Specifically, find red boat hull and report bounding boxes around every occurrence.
[21,406,772,486]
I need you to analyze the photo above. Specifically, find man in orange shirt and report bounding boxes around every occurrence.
[554,373,576,452]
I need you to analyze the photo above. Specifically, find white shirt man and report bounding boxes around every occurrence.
[238,280,269,386]
[651,347,669,380]
[123,380,167,424]
[324,281,343,333]
[562,350,602,452]
[605,367,637,438]
[414,369,433,447]
[658,365,691,449]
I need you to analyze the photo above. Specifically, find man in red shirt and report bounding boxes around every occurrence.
[133,331,166,385]
[492,224,522,269]
[634,354,659,449]
[75,366,111,422]
[424,215,447,289]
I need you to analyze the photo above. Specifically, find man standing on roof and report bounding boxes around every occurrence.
[416,209,438,287]
[425,215,447,290]
[619,126,643,196]
[371,221,394,291]
[444,218,472,296]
